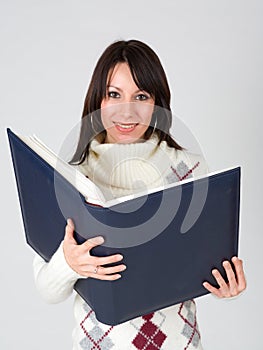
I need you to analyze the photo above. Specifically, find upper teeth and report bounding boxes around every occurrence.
[116,123,136,129]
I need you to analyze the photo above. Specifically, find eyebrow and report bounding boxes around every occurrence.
[107,85,146,94]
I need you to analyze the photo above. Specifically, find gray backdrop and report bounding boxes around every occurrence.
[1,1,262,349]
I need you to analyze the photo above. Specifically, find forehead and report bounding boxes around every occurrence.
[107,62,137,87]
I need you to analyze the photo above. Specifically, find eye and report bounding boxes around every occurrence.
[108,91,120,99]
[135,93,150,101]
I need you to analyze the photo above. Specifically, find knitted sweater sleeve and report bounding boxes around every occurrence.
[33,242,86,303]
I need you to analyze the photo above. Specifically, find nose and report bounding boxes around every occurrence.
[116,102,136,119]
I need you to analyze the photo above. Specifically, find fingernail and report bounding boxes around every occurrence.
[117,255,123,260]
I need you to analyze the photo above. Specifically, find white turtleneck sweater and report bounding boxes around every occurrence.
[33,135,209,350]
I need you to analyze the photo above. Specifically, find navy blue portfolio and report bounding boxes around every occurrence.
[7,128,240,325]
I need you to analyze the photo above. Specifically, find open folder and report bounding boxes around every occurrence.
[7,128,240,325]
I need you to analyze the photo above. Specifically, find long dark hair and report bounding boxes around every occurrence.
[70,39,182,165]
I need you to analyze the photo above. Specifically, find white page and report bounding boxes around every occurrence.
[19,134,106,206]
[18,133,239,208]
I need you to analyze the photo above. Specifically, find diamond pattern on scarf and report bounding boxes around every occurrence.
[178,300,201,349]
[131,312,167,349]
[166,161,200,184]
[80,309,114,350]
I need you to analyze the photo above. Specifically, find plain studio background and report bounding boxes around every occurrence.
[1,1,262,349]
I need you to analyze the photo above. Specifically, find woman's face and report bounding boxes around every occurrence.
[101,62,155,144]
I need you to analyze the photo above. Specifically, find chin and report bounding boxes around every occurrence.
[115,137,142,144]
[106,132,146,144]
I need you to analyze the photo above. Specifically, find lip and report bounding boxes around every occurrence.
[113,122,138,132]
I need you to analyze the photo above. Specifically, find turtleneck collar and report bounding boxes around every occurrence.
[78,134,175,201]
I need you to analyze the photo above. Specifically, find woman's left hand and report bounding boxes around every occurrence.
[203,256,246,298]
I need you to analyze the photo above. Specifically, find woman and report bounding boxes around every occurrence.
[34,39,246,349]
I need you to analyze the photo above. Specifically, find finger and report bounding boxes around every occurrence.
[90,253,124,266]
[222,260,238,296]
[212,269,231,297]
[203,281,222,298]
[90,273,122,281]
[96,264,127,275]
[64,218,76,244]
[67,218,74,229]
[78,265,123,280]
[232,256,247,291]
[81,236,105,252]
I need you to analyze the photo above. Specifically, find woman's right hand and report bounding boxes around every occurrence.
[63,218,126,280]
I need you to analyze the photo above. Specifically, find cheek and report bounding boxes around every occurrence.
[100,100,114,128]
[101,110,110,129]
[101,99,108,109]
[138,105,155,127]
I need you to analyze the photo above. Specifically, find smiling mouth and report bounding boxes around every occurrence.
[113,122,139,130]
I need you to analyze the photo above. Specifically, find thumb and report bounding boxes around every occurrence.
[64,218,76,244]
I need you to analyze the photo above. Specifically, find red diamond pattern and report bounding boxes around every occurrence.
[170,161,200,181]
[178,301,201,350]
[132,313,167,350]
[80,309,114,349]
